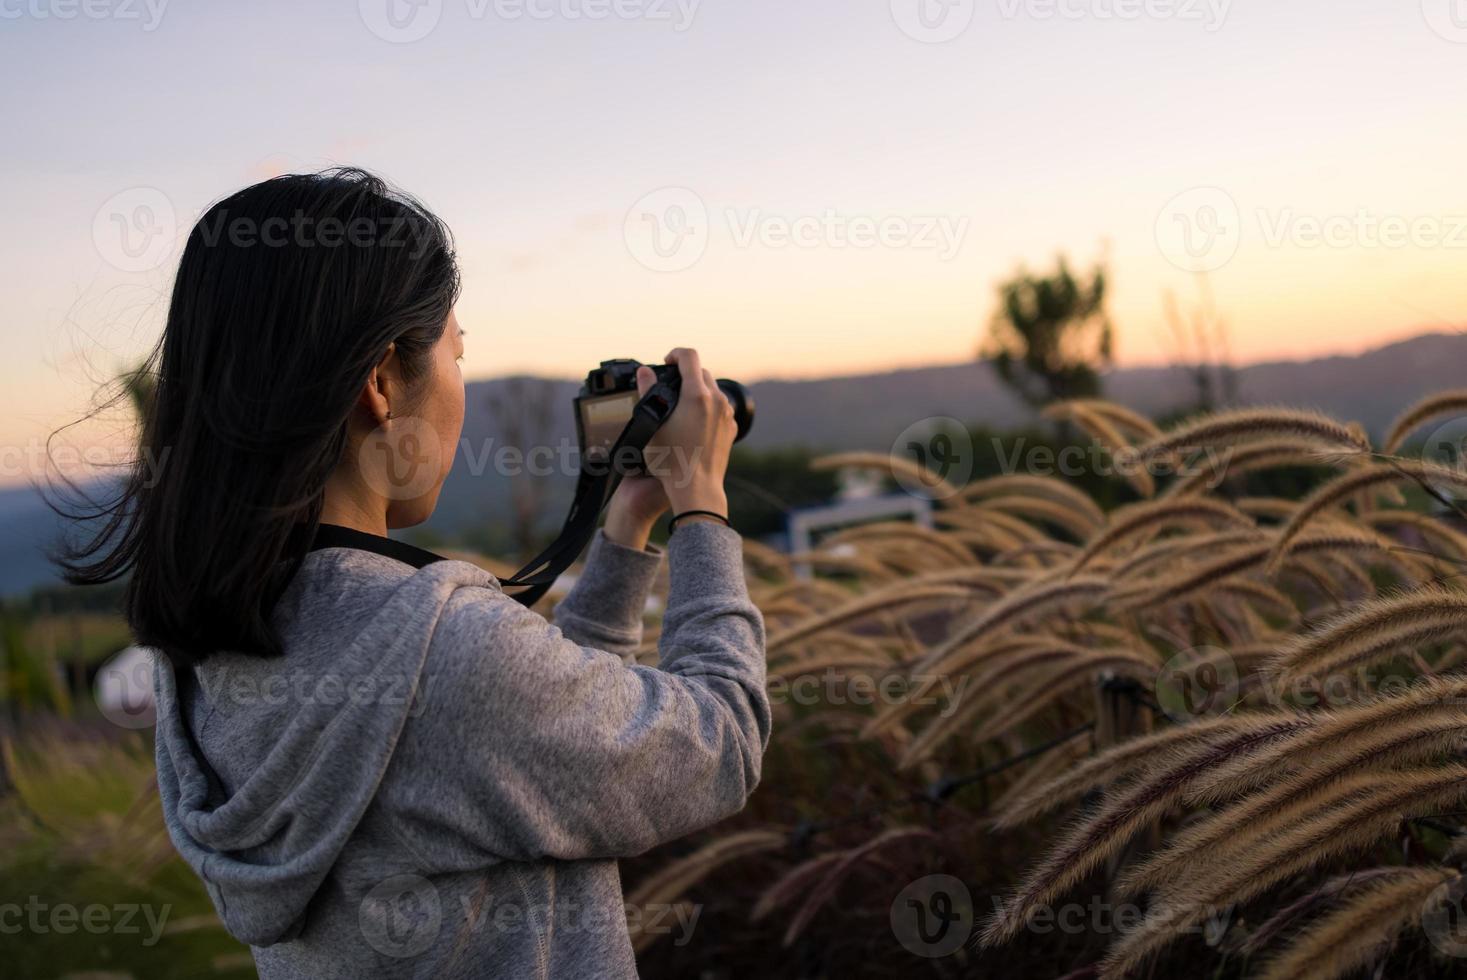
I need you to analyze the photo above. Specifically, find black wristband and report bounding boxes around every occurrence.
[669,510,731,533]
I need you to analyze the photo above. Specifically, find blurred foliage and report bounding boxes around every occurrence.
[2,610,72,717]
[726,446,842,540]
[13,581,127,618]
[958,423,1140,512]
[2,728,252,979]
[26,613,133,670]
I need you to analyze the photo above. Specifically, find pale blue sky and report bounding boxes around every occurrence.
[3,0,1465,482]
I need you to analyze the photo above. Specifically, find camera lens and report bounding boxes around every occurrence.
[716,379,755,442]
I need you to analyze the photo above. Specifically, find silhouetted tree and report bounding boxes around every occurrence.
[982,256,1114,409]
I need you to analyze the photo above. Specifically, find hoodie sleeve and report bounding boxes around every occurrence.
[551,529,662,658]
[379,521,770,865]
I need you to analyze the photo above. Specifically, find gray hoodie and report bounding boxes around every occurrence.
[152,522,769,979]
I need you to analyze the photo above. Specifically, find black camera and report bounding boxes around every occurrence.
[575,359,754,464]
[503,360,754,606]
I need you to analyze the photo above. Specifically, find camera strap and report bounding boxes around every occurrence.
[501,380,678,607]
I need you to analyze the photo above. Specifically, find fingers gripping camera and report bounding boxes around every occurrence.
[575,359,754,472]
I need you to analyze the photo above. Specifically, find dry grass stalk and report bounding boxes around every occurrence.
[824,521,976,567]
[1042,400,1131,452]
[1272,612,1464,688]
[920,633,1078,685]
[941,527,1008,555]
[898,681,1019,767]
[979,716,1309,946]
[1236,867,1403,956]
[933,515,1043,566]
[1223,639,1294,672]
[1256,867,1458,980]
[780,827,935,945]
[1069,497,1258,575]
[976,496,1101,542]
[1043,399,1149,439]
[1364,508,1467,562]
[1164,441,1343,497]
[1110,541,1272,610]
[918,576,1110,671]
[1109,529,1263,584]
[937,505,1050,544]
[1265,585,1467,687]
[784,550,895,581]
[1101,766,1467,979]
[1213,579,1300,626]
[861,547,951,579]
[974,650,1160,741]
[810,451,962,500]
[990,716,1297,829]
[865,637,1051,740]
[1309,552,1376,598]
[990,541,1083,568]
[1263,460,1467,575]
[960,640,1117,697]
[1234,496,1302,520]
[890,565,1033,596]
[757,599,815,623]
[1186,675,1467,807]
[1057,399,1163,441]
[1117,777,1379,902]
[880,642,1067,757]
[768,651,896,685]
[1383,389,1467,453]
[1061,620,1136,647]
[1118,526,1404,612]
[741,537,793,580]
[748,851,846,922]
[1120,712,1467,899]
[1043,400,1156,497]
[766,582,977,653]
[991,734,1092,818]
[947,474,1108,526]
[1132,407,1371,464]
[625,829,786,912]
[758,579,858,611]
[900,644,1123,766]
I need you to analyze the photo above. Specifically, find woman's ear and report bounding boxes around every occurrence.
[360,341,400,425]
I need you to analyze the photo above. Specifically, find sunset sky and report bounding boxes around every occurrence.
[3,0,1466,484]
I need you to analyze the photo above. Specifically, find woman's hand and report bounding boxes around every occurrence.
[602,347,735,548]
[603,473,668,551]
[644,348,736,525]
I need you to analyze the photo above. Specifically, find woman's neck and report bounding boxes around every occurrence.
[319,474,389,537]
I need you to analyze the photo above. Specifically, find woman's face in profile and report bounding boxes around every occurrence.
[385,310,467,528]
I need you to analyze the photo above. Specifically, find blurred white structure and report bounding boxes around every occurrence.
[94,645,157,729]
[786,494,934,580]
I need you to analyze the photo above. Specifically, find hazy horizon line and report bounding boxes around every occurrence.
[465,324,1463,387]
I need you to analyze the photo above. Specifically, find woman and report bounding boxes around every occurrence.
[61,169,769,978]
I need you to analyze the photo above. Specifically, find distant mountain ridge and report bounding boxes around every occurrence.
[4,331,1465,598]
[732,332,1467,452]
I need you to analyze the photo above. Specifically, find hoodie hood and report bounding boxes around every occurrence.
[152,557,495,947]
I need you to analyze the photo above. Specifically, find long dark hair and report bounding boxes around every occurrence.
[55,168,460,665]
